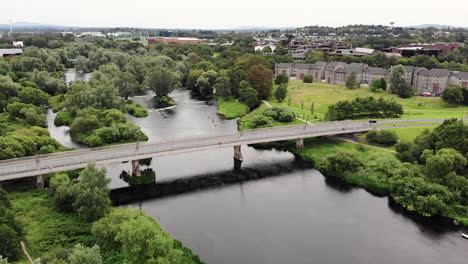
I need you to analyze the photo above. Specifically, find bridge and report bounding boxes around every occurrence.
[0,121,372,187]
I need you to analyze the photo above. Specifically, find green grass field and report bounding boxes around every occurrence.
[216,97,250,119]
[384,125,437,142]
[268,80,468,120]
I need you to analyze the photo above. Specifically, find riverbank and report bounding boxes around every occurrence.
[216,96,250,119]
[7,189,203,264]
[252,137,468,226]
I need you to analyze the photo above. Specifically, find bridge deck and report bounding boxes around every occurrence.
[0,122,371,181]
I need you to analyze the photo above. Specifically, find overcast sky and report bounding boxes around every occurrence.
[3,0,468,29]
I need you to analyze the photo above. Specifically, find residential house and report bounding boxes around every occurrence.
[362,67,389,84]
[449,71,468,88]
[413,68,451,94]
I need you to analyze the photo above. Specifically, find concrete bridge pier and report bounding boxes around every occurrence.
[233,145,243,172]
[296,138,304,149]
[36,175,44,190]
[132,160,141,177]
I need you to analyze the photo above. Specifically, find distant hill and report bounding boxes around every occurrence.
[0,21,63,29]
[407,24,467,29]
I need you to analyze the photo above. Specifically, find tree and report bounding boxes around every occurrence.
[186,70,204,91]
[116,215,174,264]
[345,72,359,89]
[323,149,364,177]
[195,76,212,97]
[115,72,138,99]
[366,130,399,146]
[274,74,289,85]
[275,83,288,102]
[69,163,111,221]
[92,207,142,251]
[246,64,273,99]
[239,87,260,110]
[389,65,413,98]
[442,85,464,105]
[425,148,467,178]
[303,74,313,83]
[145,66,180,98]
[19,87,49,106]
[68,244,103,264]
[0,76,21,97]
[215,75,232,98]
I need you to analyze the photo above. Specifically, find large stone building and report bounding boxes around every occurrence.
[275,61,468,95]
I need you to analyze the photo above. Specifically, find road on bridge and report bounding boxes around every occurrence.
[0,121,371,181]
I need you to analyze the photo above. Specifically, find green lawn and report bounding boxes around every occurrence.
[216,97,250,119]
[268,80,468,120]
[239,103,304,129]
[384,125,437,142]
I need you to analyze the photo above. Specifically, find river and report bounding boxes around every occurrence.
[50,70,467,264]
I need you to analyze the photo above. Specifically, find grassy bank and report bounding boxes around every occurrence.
[216,97,250,119]
[268,80,468,120]
[8,190,202,264]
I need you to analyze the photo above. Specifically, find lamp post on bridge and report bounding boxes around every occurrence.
[304,115,309,129]
[34,143,38,164]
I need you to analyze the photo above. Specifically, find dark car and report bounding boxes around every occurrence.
[368,120,377,123]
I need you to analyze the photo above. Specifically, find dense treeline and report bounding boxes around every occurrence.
[326,96,403,120]
[320,119,467,222]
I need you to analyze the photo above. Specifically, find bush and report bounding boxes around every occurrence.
[250,115,274,128]
[274,74,289,85]
[262,106,295,122]
[125,100,148,118]
[303,75,313,83]
[322,149,364,177]
[366,130,399,146]
[83,136,103,147]
[54,111,74,126]
[92,123,147,145]
[128,169,156,185]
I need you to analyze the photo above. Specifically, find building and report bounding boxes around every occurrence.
[147,37,204,44]
[0,48,23,58]
[13,41,23,47]
[362,67,389,84]
[332,63,369,85]
[413,68,451,94]
[275,62,468,95]
[390,43,462,57]
[329,48,375,57]
[449,71,468,88]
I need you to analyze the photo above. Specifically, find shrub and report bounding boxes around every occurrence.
[303,75,313,83]
[322,149,364,177]
[83,136,103,147]
[125,100,148,118]
[54,111,74,126]
[262,106,295,122]
[366,130,399,146]
[250,115,274,128]
[68,244,103,264]
[274,74,289,85]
